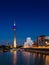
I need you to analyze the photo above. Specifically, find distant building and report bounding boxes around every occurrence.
[38,35,49,47]
[32,41,38,47]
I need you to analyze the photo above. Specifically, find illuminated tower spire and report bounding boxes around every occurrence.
[13,21,16,48]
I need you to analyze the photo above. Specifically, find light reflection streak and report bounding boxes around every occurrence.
[45,55,49,65]
[22,52,49,65]
[22,51,30,65]
[32,53,46,65]
[13,50,17,65]
[12,50,49,65]
[33,53,37,59]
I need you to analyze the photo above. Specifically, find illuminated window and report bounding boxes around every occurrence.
[45,41,49,45]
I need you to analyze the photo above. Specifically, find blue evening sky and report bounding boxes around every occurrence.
[0,0,49,45]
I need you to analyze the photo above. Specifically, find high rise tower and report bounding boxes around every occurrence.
[13,22,16,48]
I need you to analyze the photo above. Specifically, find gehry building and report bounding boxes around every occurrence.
[24,37,34,48]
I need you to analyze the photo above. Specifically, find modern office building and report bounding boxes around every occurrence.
[38,35,49,47]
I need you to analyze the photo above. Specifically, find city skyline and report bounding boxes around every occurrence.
[0,0,49,45]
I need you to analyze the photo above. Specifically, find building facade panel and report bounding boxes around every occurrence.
[38,36,49,46]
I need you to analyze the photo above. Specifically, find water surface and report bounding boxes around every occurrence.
[0,50,49,65]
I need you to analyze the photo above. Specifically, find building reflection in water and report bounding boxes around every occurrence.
[45,55,49,65]
[22,51,31,65]
[12,50,49,65]
[32,53,46,65]
[13,50,17,65]
[22,51,48,65]
[32,53,37,65]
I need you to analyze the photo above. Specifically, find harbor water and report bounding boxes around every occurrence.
[0,50,49,65]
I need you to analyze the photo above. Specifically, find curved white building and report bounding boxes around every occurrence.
[24,37,34,48]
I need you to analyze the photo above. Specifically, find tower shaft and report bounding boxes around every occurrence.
[14,29,16,48]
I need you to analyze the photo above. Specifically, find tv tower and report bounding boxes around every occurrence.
[13,21,16,48]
